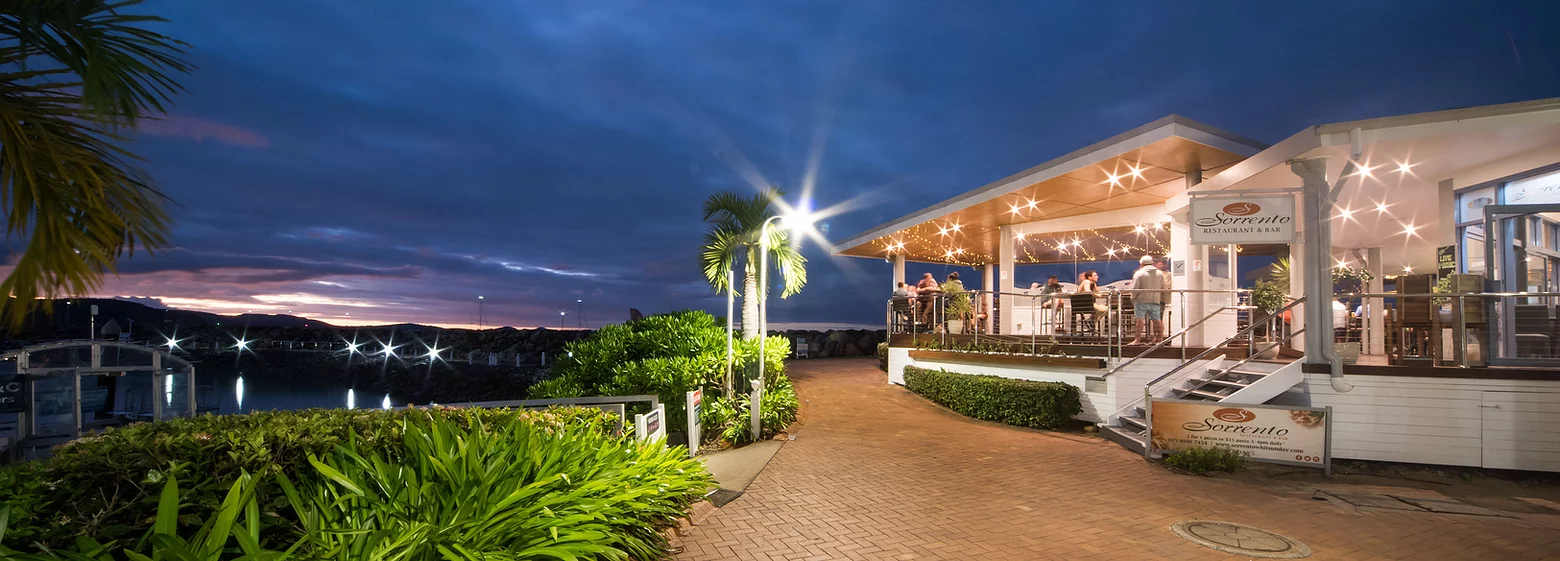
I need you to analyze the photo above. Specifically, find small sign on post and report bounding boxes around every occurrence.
[634,404,666,444]
[686,389,702,457]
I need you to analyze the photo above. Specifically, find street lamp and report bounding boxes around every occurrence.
[477,296,485,330]
[754,207,815,439]
[559,310,566,329]
[577,299,583,328]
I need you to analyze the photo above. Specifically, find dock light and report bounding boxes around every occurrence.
[425,345,443,360]
[235,338,249,351]
[382,342,397,357]
[345,341,360,355]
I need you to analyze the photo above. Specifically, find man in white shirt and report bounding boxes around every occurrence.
[1129,255,1164,345]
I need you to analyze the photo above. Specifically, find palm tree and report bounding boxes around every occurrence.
[700,189,807,340]
[0,0,190,326]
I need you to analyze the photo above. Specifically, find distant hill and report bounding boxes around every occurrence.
[5,298,330,340]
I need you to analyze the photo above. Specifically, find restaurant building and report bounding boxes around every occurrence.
[835,98,1560,472]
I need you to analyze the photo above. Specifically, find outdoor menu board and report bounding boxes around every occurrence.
[1148,398,1331,473]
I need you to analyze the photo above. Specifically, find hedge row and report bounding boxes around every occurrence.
[903,366,1081,429]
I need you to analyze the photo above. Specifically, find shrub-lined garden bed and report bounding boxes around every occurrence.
[903,366,1082,429]
[0,407,711,558]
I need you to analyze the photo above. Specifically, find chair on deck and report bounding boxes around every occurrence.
[891,297,916,333]
[1069,293,1099,335]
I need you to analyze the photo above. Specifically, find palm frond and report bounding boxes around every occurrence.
[0,1,186,328]
[699,226,741,295]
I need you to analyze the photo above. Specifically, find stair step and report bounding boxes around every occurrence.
[1100,425,1147,455]
[1170,388,1227,400]
[1119,415,1147,430]
[1191,377,1250,389]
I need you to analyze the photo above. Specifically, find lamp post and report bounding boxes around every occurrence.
[725,268,735,396]
[577,299,583,328]
[559,310,566,329]
[477,295,484,330]
[753,208,814,439]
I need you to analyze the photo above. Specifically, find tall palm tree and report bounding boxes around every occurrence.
[0,0,190,327]
[700,188,807,340]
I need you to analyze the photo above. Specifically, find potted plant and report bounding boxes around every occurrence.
[943,284,971,335]
[1330,266,1374,363]
[1249,280,1285,359]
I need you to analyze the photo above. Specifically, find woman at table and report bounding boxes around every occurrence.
[1078,270,1108,332]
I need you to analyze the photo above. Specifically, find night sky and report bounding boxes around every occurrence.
[83,1,1560,329]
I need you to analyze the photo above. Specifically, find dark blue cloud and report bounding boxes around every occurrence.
[100,0,1560,327]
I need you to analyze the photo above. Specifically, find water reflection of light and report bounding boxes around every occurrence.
[236,376,245,411]
[165,374,173,406]
[346,388,356,410]
[381,394,391,410]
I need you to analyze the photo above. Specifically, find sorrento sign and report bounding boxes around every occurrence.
[1188,194,1296,245]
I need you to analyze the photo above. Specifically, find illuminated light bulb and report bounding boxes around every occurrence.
[1153,222,1165,230]
[1337,207,1355,220]
[1337,259,1349,268]
[1353,163,1378,178]
[950,222,962,232]
[165,337,180,350]
[954,248,965,254]
[1397,162,1415,174]
[382,343,396,357]
[382,394,392,410]
[235,338,249,351]
[1401,223,1419,237]
[1133,225,1146,234]
[937,226,951,237]
[1106,248,1117,257]
[1026,199,1039,210]
[1009,203,1024,216]
[1105,172,1121,186]
[1375,202,1390,214]
[1403,265,1414,273]
[1014,233,1026,241]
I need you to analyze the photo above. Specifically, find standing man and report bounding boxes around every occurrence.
[1129,255,1164,345]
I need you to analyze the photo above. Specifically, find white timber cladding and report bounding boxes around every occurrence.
[1303,374,1560,472]
[888,350,1560,472]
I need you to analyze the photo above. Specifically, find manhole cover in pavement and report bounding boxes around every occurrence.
[1170,520,1311,559]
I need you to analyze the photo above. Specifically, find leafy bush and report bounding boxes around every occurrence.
[1,473,286,561]
[534,310,796,444]
[1163,446,1250,475]
[703,374,800,443]
[877,342,888,371]
[280,409,711,560]
[0,407,613,551]
[902,366,1081,429]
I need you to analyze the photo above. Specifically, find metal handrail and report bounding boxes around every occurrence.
[1102,304,1255,378]
[1175,327,1306,399]
[1106,298,1305,424]
[1142,297,1307,390]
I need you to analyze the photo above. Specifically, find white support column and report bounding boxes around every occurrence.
[1289,228,1306,349]
[999,224,1017,334]
[1366,247,1385,356]
[892,254,905,290]
[982,263,994,333]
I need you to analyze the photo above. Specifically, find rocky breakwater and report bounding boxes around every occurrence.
[775,329,887,358]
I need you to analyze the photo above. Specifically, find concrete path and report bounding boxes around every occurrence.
[676,358,1560,560]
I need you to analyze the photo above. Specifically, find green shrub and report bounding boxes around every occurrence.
[0,407,613,551]
[1163,446,1249,475]
[535,310,796,444]
[280,409,711,560]
[877,342,889,371]
[902,366,1081,429]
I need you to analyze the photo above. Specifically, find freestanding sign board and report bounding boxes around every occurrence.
[686,389,702,457]
[1437,245,1457,278]
[1188,195,1297,245]
[635,404,666,444]
[1148,398,1331,474]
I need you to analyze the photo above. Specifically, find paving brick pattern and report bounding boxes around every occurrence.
[677,358,1560,560]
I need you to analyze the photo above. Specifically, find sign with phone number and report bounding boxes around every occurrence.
[1148,398,1331,472]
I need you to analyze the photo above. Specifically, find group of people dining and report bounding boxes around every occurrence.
[892,254,1174,345]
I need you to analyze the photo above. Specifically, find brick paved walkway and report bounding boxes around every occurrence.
[677,358,1560,560]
